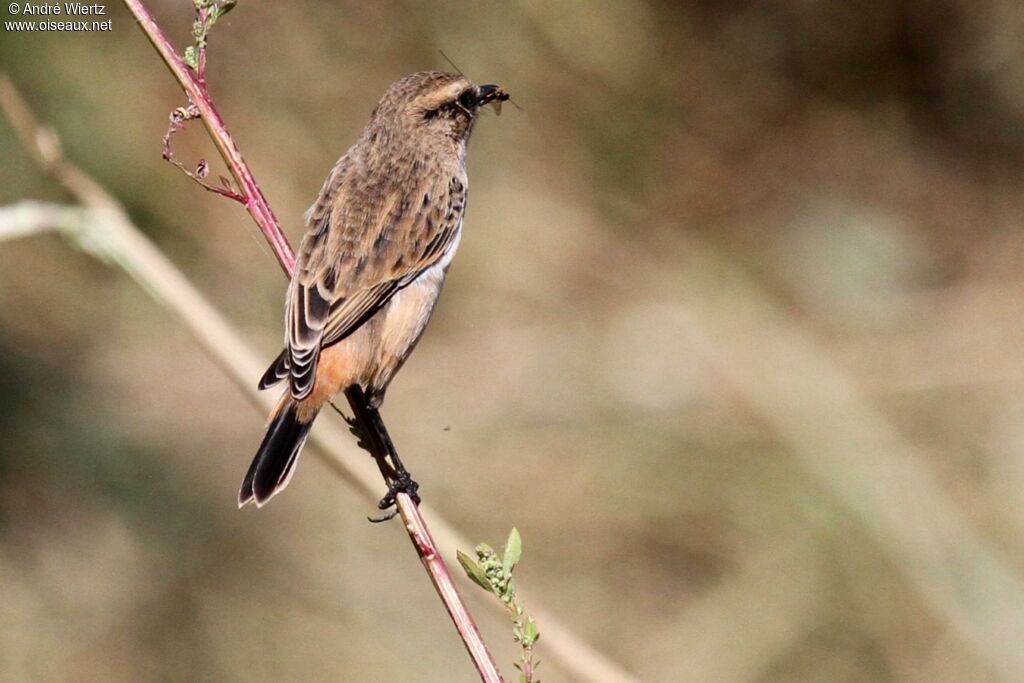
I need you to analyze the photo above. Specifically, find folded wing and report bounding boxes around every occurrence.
[263,164,466,400]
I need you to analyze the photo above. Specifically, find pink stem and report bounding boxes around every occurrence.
[124,0,294,276]
[401,493,503,682]
[122,1,501,680]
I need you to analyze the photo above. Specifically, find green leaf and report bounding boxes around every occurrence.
[457,550,495,594]
[219,0,237,15]
[503,527,522,574]
[183,46,198,70]
[524,617,539,645]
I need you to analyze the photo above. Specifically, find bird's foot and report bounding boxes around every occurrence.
[367,471,420,523]
[379,470,420,508]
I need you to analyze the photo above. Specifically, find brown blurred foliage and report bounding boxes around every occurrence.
[3,1,1024,681]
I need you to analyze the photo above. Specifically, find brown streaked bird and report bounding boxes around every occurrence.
[239,71,509,508]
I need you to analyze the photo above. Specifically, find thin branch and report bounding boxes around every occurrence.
[162,103,245,203]
[122,0,294,275]
[0,202,87,241]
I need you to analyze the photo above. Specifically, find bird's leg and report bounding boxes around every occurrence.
[343,385,421,516]
[364,403,418,495]
[341,407,400,483]
[366,403,420,509]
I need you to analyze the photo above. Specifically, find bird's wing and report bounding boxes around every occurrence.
[282,168,466,400]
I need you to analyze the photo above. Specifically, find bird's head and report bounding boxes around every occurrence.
[366,71,509,151]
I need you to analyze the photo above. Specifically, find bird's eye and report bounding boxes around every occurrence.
[457,90,476,110]
[423,89,477,120]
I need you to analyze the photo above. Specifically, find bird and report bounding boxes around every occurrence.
[239,71,509,508]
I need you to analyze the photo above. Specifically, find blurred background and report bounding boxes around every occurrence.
[3,1,1024,681]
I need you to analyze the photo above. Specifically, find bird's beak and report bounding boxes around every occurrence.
[476,84,510,114]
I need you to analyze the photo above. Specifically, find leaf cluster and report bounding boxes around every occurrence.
[183,0,236,70]
[458,529,541,682]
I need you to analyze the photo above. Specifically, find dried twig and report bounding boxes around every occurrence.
[162,103,244,203]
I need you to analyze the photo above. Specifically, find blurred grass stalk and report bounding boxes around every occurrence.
[0,72,640,683]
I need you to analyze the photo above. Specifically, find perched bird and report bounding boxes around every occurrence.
[239,71,509,507]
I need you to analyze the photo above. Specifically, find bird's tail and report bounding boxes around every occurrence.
[238,395,317,508]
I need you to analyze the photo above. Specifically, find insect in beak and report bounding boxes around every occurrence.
[476,84,510,116]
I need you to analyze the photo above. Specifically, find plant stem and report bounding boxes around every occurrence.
[402,500,501,679]
[123,0,294,276]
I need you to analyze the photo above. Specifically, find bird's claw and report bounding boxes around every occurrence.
[368,472,420,523]
[367,508,400,524]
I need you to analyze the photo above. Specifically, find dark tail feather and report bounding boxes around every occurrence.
[238,399,315,508]
[258,349,289,390]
